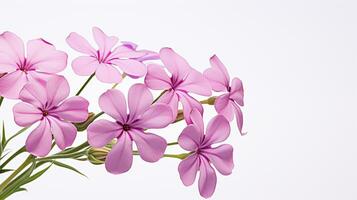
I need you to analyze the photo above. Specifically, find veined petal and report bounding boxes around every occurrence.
[135,104,172,129]
[198,158,217,198]
[0,71,28,99]
[206,55,230,92]
[49,117,77,150]
[99,89,127,122]
[159,48,191,80]
[110,45,147,59]
[128,84,153,120]
[203,115,230,146]
[72,56,98,76]
[144,64,172,90]
[87,119,121,148]
[95,63,122,83]
[66,32,96,55]
[27,39,67,73]
[189,109,204,134]
[0,31,25,63]
[230,77,244,106]
[203,144,234,175]
[131,129,166,162]
[18,78,46,107]
[177,92,203,124]
[232,103,245,135]
[214,94,234,121]
[105,133,133,174]
[178,124,202,151]
[46,76,70,107]
[178,154,199,186]
[111,59,146,78]
[178,69,212,96]
[13,102,42,126]
[92,27,118,55]
[26,119,52,157]
[157,90,179,120]
[51,96,89,123]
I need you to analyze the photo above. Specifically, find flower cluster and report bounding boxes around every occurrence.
[0,27,245,199]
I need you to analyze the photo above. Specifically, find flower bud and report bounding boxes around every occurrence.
[74,112,95,131]
[86,140,116,165]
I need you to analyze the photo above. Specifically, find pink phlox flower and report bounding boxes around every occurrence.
[178,109,234,198]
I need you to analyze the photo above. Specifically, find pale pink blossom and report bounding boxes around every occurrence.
[0,31,67,99]
[87,84,173,174]
[13,76,89,156]
[178,109,233,198]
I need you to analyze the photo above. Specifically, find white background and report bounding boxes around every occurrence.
[0,0,356,199]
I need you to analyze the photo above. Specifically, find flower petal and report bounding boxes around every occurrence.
[72,56,98,76]
[99,89,127,122]
[230,77,244,106]
[232,103,245,135]
[0,71,28,99]
[18,78,46,107]
[157,90,179,120]
[87,119,121,148]
[204,55,230,92]
[105,133,133,174]
[159,48,191,80]
[66,32,96,55]
[135,104,172,129]
[189,109,204,134]
[203,115,230,146]
[178,69,212,96]
[51,96,89,123]
[198,158,217,198]
[177,92,203,124]
[26,119,52,157]
[178,154,199,186]
[95,63,122,83]
[214,94,234,121]
[46,76,70,107]
[13,102,42,126]
[111,59,146,78]
[49,117,77,150]
[26,39,67,73]
[110,45,147,59]
[144,64,172,90]
[203,144,234,175]
[131,130,166,162]
[0,31,24,64]
[128,84,153,120]
[92,27,118,55]
[178,124,202,151]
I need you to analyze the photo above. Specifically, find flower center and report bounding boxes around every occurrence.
[123,124,131,131]
[42,110,49,117]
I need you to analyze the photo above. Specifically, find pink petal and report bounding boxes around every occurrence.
[99,89,127,122]
[72,56,98,76]
[157,90,179,120]
[207,55,230,91]
[232,103,245,135]
[26,39,67,73]
[198,158,217,198]
[92,27,118,55]
[189,109,205,134]
[135,50,160,62]
[0,71,28,99]
[27,71,55,85]
[144,64,172,90]
[178,124,202,151]
[110,45,147,59]
[26,119,52,157]
[18,78,46,108]
[214,94,234,121]
[135,104,173,129]
[66,32,96,55]
[13,102,42,126]
[177,92,203,124]
[87,119,121,148]
[52,96,89,123]
[159,48,191,80]
[230,77,244,106]
[178,154,199,186]
[203,144,234,175]
[95,63,122,83]
[105,133,133,174]
[131,129,167,162]
[49,117,77,150]
[203,115,230,146]
[128,84,153,120]
[178,69,212,96]
[46,76,70,107]
[111,59,146,78]
[0,31,24,64]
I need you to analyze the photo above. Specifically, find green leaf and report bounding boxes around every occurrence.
[0,169,13,174]
[52,160,87,177]
[4,126,29,147]
[22,163,52,185]
[1,121,6,147]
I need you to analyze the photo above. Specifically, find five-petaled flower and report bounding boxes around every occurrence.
[204,55,245,135]
[178,109,234,198]
[66,27,151,83]
[13,76,89,157]
[0,31,67,99]
[87,84,173,174]
[145,47,212,123]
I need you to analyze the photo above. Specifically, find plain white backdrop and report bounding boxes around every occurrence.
[0,0,356,199]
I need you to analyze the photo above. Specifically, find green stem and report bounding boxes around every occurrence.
[167,142,178,146]
[152,90,167,104]
[200,96,217,105]
[75,73,95,96]
[0,96,3,108]
[0,155,34,191]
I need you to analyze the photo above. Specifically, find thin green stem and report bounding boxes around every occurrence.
[152,90,167,104]
[0,96,3,109]
[0,155,34,191]
[111,73,127,89]
[167,142,179,146]
[75,73,95,96]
